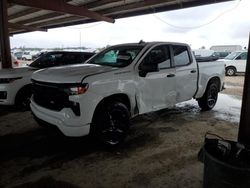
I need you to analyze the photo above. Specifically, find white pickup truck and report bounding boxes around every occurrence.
[222,51,247,76]
[31,42,225,145]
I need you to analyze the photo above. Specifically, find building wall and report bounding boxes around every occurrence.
[210,45,242,52]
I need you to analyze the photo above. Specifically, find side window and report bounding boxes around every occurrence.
[236,52,247,60]
[143,46,171,69]
[62,54,83,65]
[173,45,191,66]
[40,53,63,66]
[84,54,94,61]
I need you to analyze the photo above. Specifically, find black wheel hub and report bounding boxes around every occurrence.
[207,85,218,108]
[101,109,128,145]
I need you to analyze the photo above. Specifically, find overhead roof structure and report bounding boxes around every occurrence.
[7,0,233,35]
[1,0,233,68]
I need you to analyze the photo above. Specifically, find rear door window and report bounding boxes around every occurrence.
[61,53,84,65]
[172,45,191,67]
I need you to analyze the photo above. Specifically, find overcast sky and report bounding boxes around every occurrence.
[10,0,250,50]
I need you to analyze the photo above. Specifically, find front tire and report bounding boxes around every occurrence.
[197,83,218,111]
[15,87,32,110]
[226,67,236,76]
[92,102,130,146]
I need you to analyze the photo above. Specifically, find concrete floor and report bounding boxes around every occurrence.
[0,76,243,188]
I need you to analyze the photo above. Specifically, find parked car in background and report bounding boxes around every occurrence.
[0,54,21,69]
[193,49,219,62]
[221,51,247,76]
[193,49,214,57]
[0,51,95,109]
[31,42,225,145]
[31,52,44,60]
[14,51,23,60]
[213,51,231,59]
[21,51,32,61]
[195,51,231,62]
[195,54,219,62]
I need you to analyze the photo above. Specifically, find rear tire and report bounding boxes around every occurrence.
[197,82,218,111]
[226,67,236,76]
[92,101,130,146]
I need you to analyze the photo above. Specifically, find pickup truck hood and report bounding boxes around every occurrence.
[32,64,117,83]
[0,66,37,78]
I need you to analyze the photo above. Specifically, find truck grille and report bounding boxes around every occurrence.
[32,80,80,115]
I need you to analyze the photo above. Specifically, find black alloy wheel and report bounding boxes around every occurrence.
[94,102,130,146]
[198,83,218,111]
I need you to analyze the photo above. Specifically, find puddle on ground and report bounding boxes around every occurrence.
[225,84,243,89]
[213,94,241,123]
[176,94,242,124]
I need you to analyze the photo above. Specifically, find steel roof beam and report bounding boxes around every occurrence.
[17,12,65,25]
[8,7,40,20]
[8,0,71,21]
[8,22,47,32]
[85,0,122,9]
[8,0,115,23]
[14,0,122,25]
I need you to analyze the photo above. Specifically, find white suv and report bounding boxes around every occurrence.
[22,52,32,61]
[0,54,21,69]
[0,51,94,109]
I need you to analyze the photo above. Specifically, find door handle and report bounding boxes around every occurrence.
[190,70,197,73]
[167,74,175,77]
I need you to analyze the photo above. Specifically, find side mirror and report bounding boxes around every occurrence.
[139,63,159,77]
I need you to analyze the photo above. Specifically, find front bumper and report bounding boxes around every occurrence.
[0,84,16,105]
[30,98,90,137]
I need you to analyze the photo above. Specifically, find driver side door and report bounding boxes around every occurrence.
[137,45,176,114]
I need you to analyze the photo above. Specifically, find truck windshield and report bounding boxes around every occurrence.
[224,52,241,60]
[88,46,143,67]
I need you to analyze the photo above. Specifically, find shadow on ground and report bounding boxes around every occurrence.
[0,106,21,117]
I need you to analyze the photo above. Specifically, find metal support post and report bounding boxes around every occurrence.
[238,34,250,145]
[0,0,12,68]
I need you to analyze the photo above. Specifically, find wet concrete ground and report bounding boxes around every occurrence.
[0,77,243,188]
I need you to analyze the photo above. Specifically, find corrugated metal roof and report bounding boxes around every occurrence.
[7,0,232,35]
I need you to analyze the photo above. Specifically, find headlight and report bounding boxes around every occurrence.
[64,83,89,95]
[0,77,22,84]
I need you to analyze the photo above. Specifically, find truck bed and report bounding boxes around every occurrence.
[195,61,225,99]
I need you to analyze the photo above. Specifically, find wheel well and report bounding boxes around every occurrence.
[226,66,236,71]
[15,84,32,104]
[92,94,131,119]
[96,93,130,112]
[208,77,220,90]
